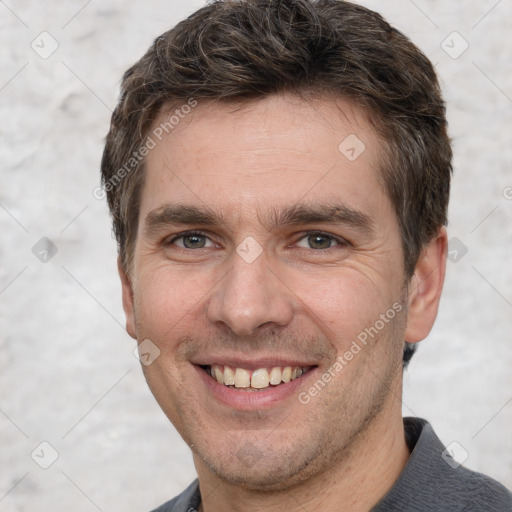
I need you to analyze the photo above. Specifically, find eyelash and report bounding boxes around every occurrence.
[166,231,216,249]
[166,230,348,250]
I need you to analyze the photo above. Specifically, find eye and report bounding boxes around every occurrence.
[168,232,215,249]
[295,232,343,250]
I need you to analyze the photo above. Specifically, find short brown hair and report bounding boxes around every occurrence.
[101,0,452,363]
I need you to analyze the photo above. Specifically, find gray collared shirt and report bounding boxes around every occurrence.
[150,417,512,512]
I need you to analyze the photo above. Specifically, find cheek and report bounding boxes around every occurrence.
[133,264,214,345]
[289,267,396,346]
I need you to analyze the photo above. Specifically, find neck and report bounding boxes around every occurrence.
[195,394,410,512]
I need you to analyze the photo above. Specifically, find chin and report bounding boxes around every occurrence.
[194,438,329,493]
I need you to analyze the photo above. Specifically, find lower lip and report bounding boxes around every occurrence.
[194,365,317,411]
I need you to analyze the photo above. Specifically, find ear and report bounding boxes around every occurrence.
[405,227,448,343]
[118,256,137,339]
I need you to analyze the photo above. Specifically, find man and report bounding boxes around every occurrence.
[101,0,512,510]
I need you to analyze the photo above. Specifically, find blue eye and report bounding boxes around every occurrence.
[296,233,341,250]
[170,232,214,249]
[167,231,345,252]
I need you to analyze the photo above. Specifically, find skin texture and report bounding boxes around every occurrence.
[119,94,447,512]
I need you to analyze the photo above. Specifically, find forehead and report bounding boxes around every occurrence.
[140,94,391,228]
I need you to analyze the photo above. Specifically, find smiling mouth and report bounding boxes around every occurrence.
[199,364,316,391]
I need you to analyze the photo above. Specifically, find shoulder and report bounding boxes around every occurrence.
[149,479,200,512]
[441,461,512,511]
[373,418,512,512]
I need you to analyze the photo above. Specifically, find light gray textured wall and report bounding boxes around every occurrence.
[1,0,511,510]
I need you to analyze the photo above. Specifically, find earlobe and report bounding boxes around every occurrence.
[118,257,137,339]
[405,227,448,343]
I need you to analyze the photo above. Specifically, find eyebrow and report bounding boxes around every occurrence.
[268,203,373,233]
[143,202,374,237]
[144,204,219,237]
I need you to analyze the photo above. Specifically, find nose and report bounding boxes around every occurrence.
[206,252,294,337]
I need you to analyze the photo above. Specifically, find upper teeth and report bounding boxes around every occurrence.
[209,364,308,389]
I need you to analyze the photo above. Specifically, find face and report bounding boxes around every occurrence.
[122,94,414,490]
